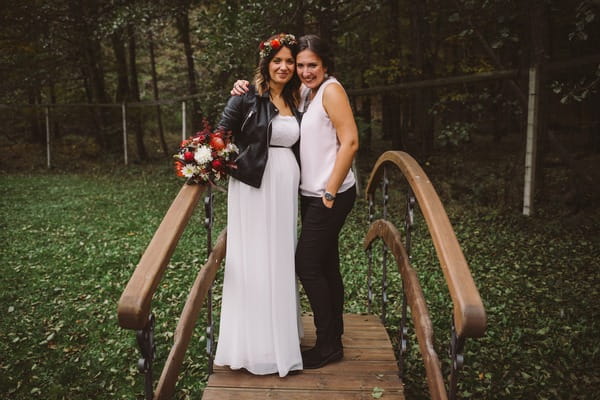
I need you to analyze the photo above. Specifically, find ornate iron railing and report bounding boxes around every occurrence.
[117,184,226,399]
[364,151,487,400]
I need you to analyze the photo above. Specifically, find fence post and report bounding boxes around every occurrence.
[45,106,51,169]
[523,65,540,216]
[122,102,128,166]
[182,101,187,141]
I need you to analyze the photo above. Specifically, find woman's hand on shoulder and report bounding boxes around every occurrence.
[231,80,250,96]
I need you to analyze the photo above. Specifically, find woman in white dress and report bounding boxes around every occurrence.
[213,33,303,377]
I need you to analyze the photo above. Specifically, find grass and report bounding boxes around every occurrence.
[1,145,599,399]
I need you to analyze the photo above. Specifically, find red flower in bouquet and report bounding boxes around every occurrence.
[212,159,223,170]
[183,151,195,162]
[210,135,225,151]
[173,120,238,185]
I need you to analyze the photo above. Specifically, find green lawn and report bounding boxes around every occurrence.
[1,163,598,399]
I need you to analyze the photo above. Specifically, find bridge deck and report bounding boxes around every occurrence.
[202,314,405,399]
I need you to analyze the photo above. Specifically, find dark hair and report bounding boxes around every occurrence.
[298,34,335,75]
[254,34,300,108]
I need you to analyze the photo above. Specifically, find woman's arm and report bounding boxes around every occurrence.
[322,82,359,207]
[231,80,250,96]
[218,94,245,133]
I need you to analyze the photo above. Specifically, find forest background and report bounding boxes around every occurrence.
[1,0,599,399]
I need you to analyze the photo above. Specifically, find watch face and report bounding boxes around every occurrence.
[325,192,335,201]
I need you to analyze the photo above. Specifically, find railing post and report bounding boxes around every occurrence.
[449,320,465,400]
[381,166,389,324]
[204,187,215,374]
[398,187,415,378]
[136,313,156,400]
[367,192,374,313]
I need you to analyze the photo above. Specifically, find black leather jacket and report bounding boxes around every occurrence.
[218,85,301,188]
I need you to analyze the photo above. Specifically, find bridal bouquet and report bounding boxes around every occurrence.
[174,122,238,185]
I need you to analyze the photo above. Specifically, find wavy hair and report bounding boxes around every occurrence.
[254,34,300,109]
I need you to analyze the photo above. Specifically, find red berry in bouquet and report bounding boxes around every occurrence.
[212,159,223,170]
[183,151,194,162]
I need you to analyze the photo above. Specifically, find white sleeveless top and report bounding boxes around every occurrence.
[299,77,356,197]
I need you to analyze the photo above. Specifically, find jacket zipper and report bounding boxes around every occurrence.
[241,109,254,132]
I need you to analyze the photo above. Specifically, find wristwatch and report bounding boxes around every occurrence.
[324,191,336,201]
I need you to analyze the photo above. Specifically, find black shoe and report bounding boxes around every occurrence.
[302,345,343,369]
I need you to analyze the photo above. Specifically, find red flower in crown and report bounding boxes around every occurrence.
[270,39,281,49]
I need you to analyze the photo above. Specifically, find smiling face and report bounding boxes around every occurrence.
[268,46,295,87]
[296,49,328,90]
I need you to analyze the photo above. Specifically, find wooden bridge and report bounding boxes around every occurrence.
[117,151,487,399]
[204,314,404,399]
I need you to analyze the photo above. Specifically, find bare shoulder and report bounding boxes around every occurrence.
[323,80,350,111]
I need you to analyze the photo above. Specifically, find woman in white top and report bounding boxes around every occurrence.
[294,34,359,369]
[230,34,359,369]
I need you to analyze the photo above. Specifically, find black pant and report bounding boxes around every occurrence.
[295,186,356,347]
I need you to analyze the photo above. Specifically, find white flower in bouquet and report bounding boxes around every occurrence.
[194,145,213,164]
[181,164,198,178]
[226,142,239,154]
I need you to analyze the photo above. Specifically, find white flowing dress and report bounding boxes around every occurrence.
[214,114,303,377]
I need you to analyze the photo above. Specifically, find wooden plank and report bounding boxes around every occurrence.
[207,371,402,391]
[303,332,391,343]
[215,360,399,375]
[202,387,405,400]
[202,313,404,399]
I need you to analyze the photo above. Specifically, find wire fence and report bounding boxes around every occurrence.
[0,94,206,169]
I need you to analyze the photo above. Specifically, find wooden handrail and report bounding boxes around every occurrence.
[365,219,447,400]
[155,229,227,399]
[118,184,206,330]
[365,151,486,338]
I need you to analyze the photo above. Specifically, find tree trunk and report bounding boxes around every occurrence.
[82,39,109,149]
[408,1,433,158]
[316,0,334,46]
[176,3,202,131]
[293,0,306,36]
[28,86,42,143]
[73,0,110,149]
[530,0,550,201]
[49,82,60,139]
[388,0,403,150]
[112,27,130,103]
[148,30,168,157]
[127,23,148,161]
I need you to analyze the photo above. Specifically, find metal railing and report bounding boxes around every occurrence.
[364,151,487,400]
[117,184,225,399]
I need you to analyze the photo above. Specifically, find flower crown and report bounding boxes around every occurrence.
[259,33,297,59]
